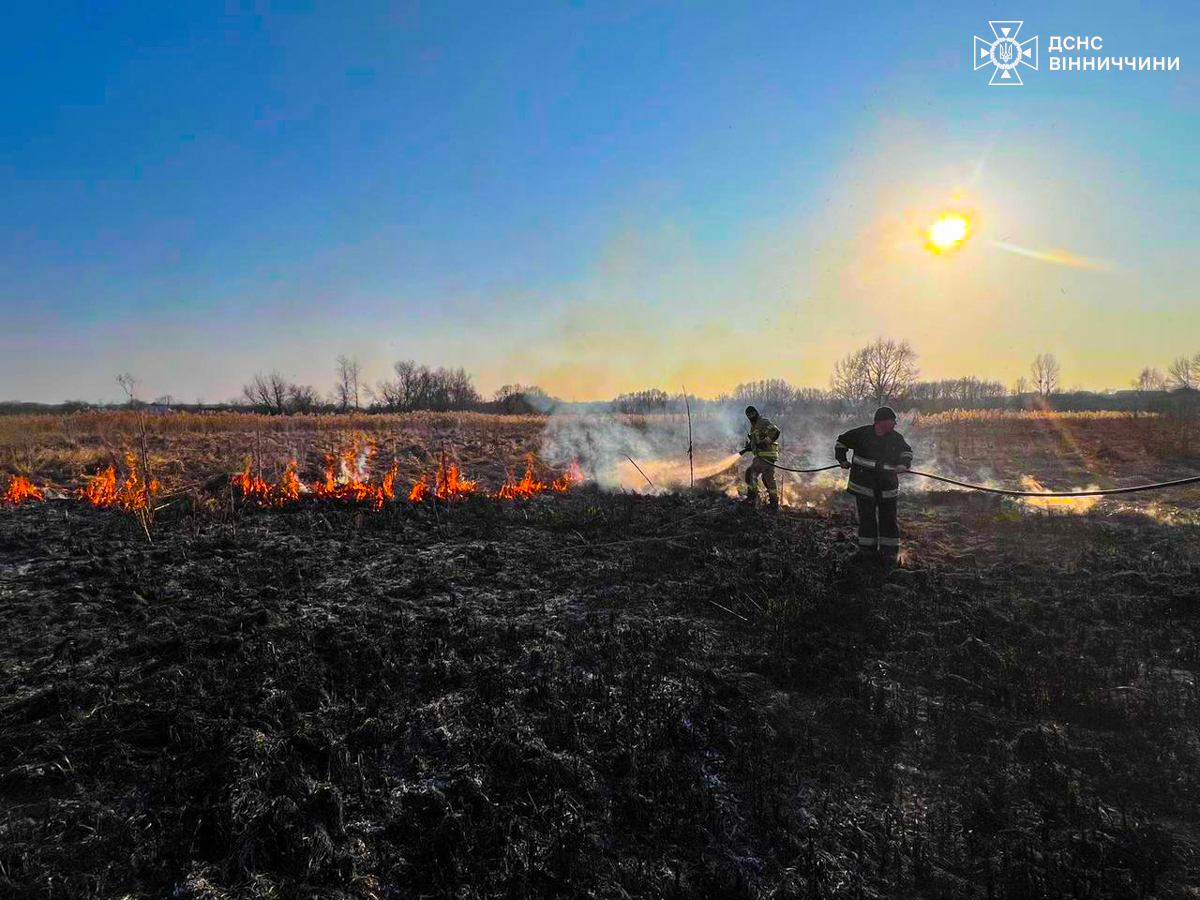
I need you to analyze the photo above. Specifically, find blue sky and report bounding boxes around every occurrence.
[2,1,1196,402]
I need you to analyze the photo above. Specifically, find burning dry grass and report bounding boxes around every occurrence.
[0,408,1188,493]
[0,411,554,500]
[1,475,44,504]
[230,443,585,510]
[77,452,160,511]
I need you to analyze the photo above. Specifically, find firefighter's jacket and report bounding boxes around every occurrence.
[746,417,781,461]
[834,424,913,500]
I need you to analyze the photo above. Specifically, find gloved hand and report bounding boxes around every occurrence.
[839,460,851,469]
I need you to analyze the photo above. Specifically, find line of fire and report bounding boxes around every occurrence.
[1,442,586,512]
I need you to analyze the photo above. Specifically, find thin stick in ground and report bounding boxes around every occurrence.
[623,454,654,488]
[683,385,693,489]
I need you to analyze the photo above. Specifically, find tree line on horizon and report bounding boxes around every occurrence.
[5,341,1199,417]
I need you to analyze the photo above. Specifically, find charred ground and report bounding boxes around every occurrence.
[2,481,1200,899]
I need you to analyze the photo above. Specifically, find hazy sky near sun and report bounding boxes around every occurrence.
[2,1,1197,403]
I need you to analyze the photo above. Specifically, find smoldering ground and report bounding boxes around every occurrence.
[2,470,1199,899]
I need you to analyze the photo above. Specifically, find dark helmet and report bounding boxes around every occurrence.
[745,405,759,420]
[873,406,897,423]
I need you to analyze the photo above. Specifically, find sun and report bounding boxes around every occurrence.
[928,213,970,253]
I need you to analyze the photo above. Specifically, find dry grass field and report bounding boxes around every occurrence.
[0,408,1194,497]
[1,410,1199,898]
[0,411,552,496]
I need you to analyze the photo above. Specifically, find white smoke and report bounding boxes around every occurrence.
[537,403,749,492]
[536,402,869,496]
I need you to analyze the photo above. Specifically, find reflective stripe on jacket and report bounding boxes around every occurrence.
[834,424,913,499]
[748,417,781,460]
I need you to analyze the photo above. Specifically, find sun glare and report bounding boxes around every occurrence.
[928,213,970,253]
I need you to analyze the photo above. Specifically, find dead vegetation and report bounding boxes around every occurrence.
[2,409,1195,501]
[1,475,1199,898]
[1,412,1199,898]
[0,412,552,499]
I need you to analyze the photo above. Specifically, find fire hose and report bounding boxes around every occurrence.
[756,458,1200,497]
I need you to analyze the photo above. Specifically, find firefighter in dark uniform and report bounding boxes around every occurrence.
[834,406,914,561]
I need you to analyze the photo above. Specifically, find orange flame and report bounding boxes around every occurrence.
[80,465,118,506]
[435,462,477,500]
[379,461,398,508]
[2,475,45,504]
[232,460,305,507]
[234,466,273,504]
[307,439,395,507]
[229,444,399,509]
[407,461,481,502]
[29,444,584,515]
[497,455,547,499]
[80,454,159,511]
[278,461,303,502]
[225,445,585,511]
[497,456,585,499]
[553,460,585,493]
[408,476,429,502]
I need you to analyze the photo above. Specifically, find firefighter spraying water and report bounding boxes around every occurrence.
[740,405,782,511]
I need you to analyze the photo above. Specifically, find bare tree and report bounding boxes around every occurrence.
[494,384,546,403]
[442,367,480,410]
[909,377,1006,407]
[831,354,870,405]
[861,339,920,405]
[114,372,154,537]
[733,379,799,409]
[831,338,919,406]
[375,360,420,412]
[1132,367,1166,393]
[334,355,361,411]
[243,371,290,414]
[493,383,549,414]
[1013,376,1028,396]
[287,383,321,414]
[116,373,141,406]
[378,360,429,412]
[373,361,481,412]
[615,389,670,413]
[1167,355,1196,390]
[1031,353,1060,396]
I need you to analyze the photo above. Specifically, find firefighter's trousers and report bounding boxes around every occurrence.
[745,457,778,500]
[854,495,899,553]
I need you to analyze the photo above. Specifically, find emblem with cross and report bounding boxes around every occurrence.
[974,21,1038,85]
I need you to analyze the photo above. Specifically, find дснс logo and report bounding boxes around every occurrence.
[974,21,1038,85]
